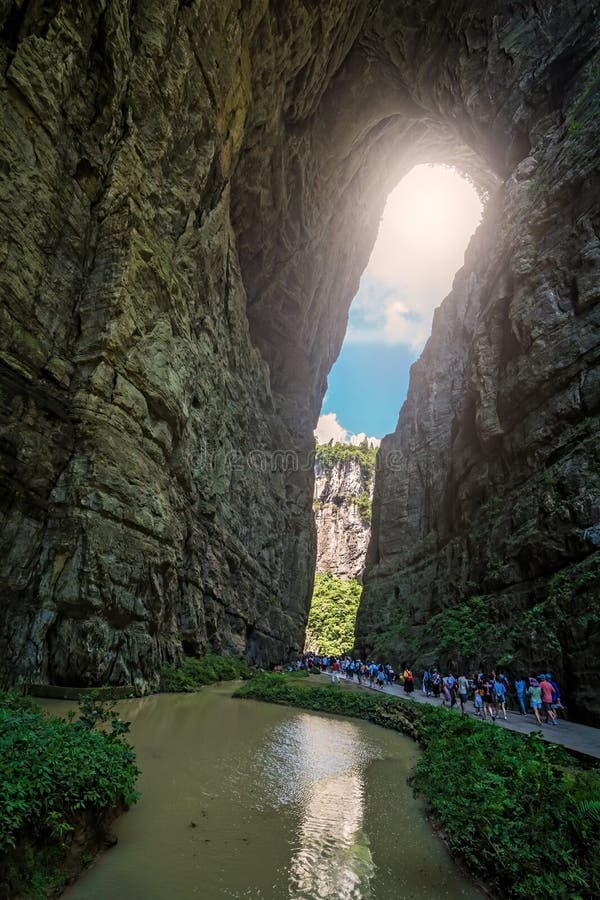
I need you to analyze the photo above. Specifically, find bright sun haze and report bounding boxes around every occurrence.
[317,164,483,444]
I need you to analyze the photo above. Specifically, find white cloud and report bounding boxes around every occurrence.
[315,413,381,447]
[346,164,482,350]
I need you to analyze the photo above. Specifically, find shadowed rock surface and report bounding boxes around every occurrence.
[0,2,598,712]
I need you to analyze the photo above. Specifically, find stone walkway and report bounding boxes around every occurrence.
[317,674,600,760]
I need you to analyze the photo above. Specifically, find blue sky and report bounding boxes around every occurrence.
[321,327,416,437]
[316,165,482,443]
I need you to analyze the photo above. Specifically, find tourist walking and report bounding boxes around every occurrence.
[527,678,543,726]
[441,674,452,706]
[547,673,562,717]
[515,677,527,715]
[494,676,508,720]
[431,669,441,698]
[422,669,431,696]
[539,675,558,726]
[457,673,469,715]
[403,668,414,694]
[330,659,340,684]
[482,675,496,722]
[368,662,377,687]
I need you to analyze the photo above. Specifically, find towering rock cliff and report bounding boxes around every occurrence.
[0,2,598,714]
[313,444,375,580]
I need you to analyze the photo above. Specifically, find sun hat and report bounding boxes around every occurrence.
[529,677,539,686]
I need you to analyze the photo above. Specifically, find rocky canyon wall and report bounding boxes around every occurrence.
[0,1,598,713]
[313,445,375,580]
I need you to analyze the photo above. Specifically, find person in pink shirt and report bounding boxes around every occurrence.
[539,675,558,726]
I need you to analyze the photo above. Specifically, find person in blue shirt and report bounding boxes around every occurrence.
[494,677,508,720]
[422,669,431,696]
[515,677,527,715]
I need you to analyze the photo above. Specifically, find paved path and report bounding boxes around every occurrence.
[316,674,600,760]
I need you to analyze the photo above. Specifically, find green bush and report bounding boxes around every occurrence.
[235,675,600,899]
[0,690,139,897]
[425,595,490,666]
[0,693,139,854]
[412,712,600,899]
[159,654,250,692]
[305,573,362,656]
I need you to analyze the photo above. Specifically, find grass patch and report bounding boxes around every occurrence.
[235,674,600,900]
[159,654,251,692]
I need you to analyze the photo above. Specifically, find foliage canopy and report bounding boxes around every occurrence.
[305,573,361,656]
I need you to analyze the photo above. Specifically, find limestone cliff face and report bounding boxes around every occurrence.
[0,2,598,711]
[314,448,374,580]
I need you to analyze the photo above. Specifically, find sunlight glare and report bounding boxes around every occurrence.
[366,164,483,288]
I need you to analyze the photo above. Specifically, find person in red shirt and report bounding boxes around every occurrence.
[539,675,558,726]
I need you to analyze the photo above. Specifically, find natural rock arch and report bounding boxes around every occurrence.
[0,2,598,717]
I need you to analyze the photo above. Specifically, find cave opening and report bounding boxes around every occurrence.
[309,163,484,659]
[316,163,484,445]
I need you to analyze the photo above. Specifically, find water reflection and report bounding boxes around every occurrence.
[51,689,485,900]
[289,770,373,900]
[254,714,377,899]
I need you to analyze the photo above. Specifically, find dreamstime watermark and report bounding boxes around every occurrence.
[192,441,404,478]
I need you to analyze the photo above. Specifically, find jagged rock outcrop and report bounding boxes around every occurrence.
[313,446,375,580]
[0,2,598,712]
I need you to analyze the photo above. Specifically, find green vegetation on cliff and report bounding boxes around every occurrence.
[0,691,139,898]
[351,490,373,524]
[236,674,600,900]
[304,573,361,657]
[363,551,600,695]
[315,442,377,482]
[159,654,251,692]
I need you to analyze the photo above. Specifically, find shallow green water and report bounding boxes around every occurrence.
[46,684,485,900]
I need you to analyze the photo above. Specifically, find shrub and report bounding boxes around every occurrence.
[0,690,139,897]
[0,693,139,854]
[159,654,250,692]
[411,711,600,899]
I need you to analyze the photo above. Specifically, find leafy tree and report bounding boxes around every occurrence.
[305,573,361,656]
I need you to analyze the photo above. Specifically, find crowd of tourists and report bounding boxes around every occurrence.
[286,655,564,725]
